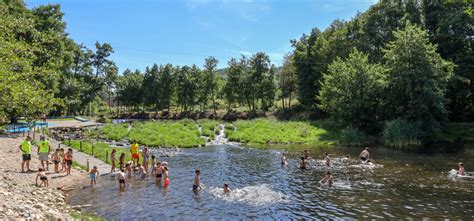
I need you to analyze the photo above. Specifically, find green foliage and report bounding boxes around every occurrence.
[382,118,423,148]
[226,118,330,145]
[68,140,132,165]
[383,23,454,133]
[102,123,129,141]
[197,119,220,139]
[116,69,144,109]
[338,127,367,146]
[278,53,298,110]
[319,49,386,131]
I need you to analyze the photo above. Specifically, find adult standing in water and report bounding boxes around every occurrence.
[359,147,370,163]
[130,141,140,165]
[37,136,51,171]
[19,136,33,172]
[142,147,149,174]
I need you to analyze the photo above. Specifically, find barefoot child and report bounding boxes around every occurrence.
[156,161,163,182]
[35,168,48,187]
[60,148,66,172]
[119,153,125,170]
[110,149,116,173]
[223,183,231,194]
[137,163,146,179]
[321,171,333,186]
[125,163,132,178]
[90,166,99,186]
[65,148,73,175]
[304,150,310,160]
[142,147,149,174]
[193,170,201,190]
[118,169,126,188]
[52,149,60,173]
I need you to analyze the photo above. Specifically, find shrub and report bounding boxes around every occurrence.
[383,118,423,148]
[338,127,366,146]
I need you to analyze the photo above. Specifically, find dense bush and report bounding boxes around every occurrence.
[338,127,367,146]
[383,119,423,148]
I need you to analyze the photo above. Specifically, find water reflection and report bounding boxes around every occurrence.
[69,145,474,219]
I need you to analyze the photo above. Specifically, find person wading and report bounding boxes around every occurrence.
[19,136,33,173]
[37,136,51,171]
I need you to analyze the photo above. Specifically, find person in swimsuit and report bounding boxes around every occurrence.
[65,148,73,175]
[304,150,310,160]
[281,153,288,166]
[142,147,149,174]
[35,168,48,187]
[324,152,331,167]
[119,153,126,171]
[300,157,307,170]
[163,166,170,187]
[110,149,117,173]
[193,170,201,190]
[156,161,163,182]
[118,169,126,189]
[223,183,231,194]
[359,147,370,163]
[125,163,132,178]
[458,162,465,176]
[60,148,66,172]
[19,136,32,173]
[151,155,157,176]
[321,171,333,186]
[90,166,99,186]
[52,149,60,173]
[137,163,146,179]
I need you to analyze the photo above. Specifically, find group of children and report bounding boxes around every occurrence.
[19,135,75,187]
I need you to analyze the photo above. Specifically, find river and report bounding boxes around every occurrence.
[69,144,474,219]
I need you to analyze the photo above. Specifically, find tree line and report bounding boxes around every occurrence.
[1,0,473,146]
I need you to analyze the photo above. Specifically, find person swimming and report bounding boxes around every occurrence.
[458,162,465,176]
[300,157,307,169]
[359,147,370,163]
[320,171,333,186]
[223,183,231,194]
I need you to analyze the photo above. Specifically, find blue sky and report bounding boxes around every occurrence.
[26,0,376,72]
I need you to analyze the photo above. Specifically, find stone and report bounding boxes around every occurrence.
[33,204,43,209]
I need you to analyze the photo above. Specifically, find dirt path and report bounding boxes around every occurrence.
[0,120,101,219]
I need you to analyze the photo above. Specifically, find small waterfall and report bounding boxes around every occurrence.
[208,124,228,145]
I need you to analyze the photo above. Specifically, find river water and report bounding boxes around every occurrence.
[69,144,474,219]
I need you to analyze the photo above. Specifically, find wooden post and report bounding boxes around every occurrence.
[106,150,109,163]
[86,159,90,172]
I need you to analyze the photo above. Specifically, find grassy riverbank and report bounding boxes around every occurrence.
[68,140,132,164]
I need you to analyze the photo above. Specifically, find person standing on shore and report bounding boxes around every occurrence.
[130,141,140,165]
[60,148,66,172]
[19,136,33,173]
[90,166,99,186]
[65,148,73,175]
[52,149,60,173]
[359,147,370,163]
[110,149,117,173]
[37,136,51,171]
[119,153,125,170]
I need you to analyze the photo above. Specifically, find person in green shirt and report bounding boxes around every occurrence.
[19,136,32,173]
[37,136,51,171]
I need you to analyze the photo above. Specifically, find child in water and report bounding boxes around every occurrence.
[300,157,307,169]
[193,170,201,190]
[281,153,288,166]
[324,152,331,167]
[304,150,310,160]
[151,155,157,176]
[223,183,231,194]
[156,161,163,182]
[36,168,48,187]
[90,166,99,186]
[110,149,116,173]
[118,169,126,188]
[137,163,146,179]
[458,162,465,176]
[321,171,333,186]
[125,163,132,178]
[52,149,60,173]
[163,167,170,187]
[119,153,125,170]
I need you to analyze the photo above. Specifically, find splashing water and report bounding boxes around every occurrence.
[209,184,289,206]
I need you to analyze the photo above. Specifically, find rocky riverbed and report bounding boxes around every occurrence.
[0,134,89,219]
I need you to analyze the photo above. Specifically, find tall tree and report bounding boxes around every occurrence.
[279,53,298,110]
[319,49,386,131]
[202,56,219,114]
[383,23,454,132]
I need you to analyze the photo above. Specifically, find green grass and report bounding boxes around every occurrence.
[197,119,220,140]
[72,161,87,171]
[102,123,129,140]
[225,118,337,145]
[68,140,132,164]
[128,120,205,148]
[440,122,474,143]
